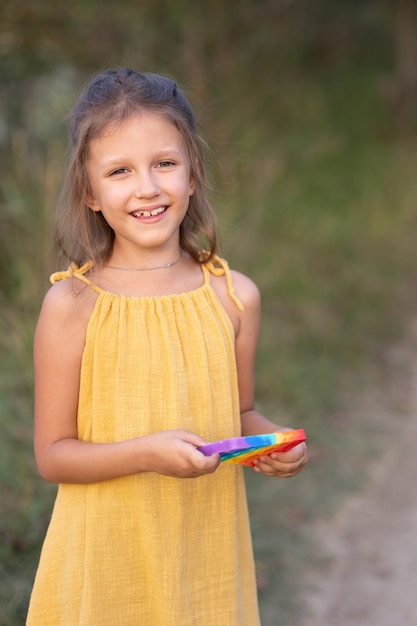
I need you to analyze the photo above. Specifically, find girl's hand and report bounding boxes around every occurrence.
[140,429,221,478]
[252,442,308,477]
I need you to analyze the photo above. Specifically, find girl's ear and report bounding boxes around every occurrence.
[85,189,100,212]
[189,175,196,197]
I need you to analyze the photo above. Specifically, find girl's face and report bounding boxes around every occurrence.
[86,111,195,260]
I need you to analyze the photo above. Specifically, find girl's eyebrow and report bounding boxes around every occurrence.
[92,160,129,175]
[152,149,183,159]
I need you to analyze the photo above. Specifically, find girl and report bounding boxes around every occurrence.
[27,68,307,625]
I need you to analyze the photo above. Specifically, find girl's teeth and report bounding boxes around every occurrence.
[134,207,166,218]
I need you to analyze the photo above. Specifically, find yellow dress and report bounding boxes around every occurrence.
[27,258,261,626]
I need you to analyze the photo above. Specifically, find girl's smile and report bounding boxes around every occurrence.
[86,111,195,263]
[131,205,167,219]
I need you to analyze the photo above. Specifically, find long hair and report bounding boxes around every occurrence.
[54,68,218,268]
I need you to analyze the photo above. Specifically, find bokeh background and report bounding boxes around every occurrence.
[1,1,417,624]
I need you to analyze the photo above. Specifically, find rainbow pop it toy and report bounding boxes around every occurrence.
[199,429,306,467]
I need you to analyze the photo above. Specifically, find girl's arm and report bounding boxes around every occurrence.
[33,282,219,484]
[232,271,308,477]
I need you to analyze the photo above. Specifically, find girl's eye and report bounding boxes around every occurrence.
[156,160,175,168]
[109,168,129,176]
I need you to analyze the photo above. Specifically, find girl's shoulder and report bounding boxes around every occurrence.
[210,263,260,308]
[33,276,97,372]
[209,264,261,335]
[39,274,98,333]
[228,269,261,309]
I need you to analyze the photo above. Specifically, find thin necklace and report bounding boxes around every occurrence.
[105,252,182,272]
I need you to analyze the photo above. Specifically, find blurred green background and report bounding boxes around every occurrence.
[1,1,417,624]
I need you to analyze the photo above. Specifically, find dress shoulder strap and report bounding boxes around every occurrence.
[50,261,102,294]
[202,255,244,311]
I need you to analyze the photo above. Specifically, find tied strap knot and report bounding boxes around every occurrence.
[203,255,244,311]
[50,260,95,286]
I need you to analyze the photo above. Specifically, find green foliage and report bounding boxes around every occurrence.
[1,2,417,623]
[0,308,56,625]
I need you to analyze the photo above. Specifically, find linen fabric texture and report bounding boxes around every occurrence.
[27,258,260,626]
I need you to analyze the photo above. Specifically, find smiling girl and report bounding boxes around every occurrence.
[27,68,307,626]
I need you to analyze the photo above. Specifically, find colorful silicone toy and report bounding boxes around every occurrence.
[199,429,306,467]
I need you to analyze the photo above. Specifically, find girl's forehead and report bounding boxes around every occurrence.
[87,111,190,162]
[98,111,181,140]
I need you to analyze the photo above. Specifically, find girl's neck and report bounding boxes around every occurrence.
[94,252,203,299]
[105,243,183,273]
[104,251,182,272]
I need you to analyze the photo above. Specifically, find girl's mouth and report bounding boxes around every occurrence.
[131,206,167,218]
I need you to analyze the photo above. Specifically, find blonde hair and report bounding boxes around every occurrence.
[54,68,218,267]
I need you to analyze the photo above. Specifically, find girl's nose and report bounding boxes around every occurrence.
[134,170,160,198]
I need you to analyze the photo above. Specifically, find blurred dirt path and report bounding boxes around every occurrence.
[301,337,417,626]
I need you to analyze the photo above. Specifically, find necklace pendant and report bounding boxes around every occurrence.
[105,252,182,272]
